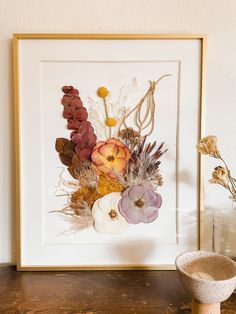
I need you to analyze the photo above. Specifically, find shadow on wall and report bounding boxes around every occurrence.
[109,239,156,265]
[171,169,195,187]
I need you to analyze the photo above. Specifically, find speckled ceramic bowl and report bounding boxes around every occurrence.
[175,251,236,304]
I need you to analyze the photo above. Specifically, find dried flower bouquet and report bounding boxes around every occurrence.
[52,78,168,234]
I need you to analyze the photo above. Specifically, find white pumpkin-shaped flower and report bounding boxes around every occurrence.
[92,192,127,234]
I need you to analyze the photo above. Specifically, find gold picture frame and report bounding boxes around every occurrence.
[13,33,206,271]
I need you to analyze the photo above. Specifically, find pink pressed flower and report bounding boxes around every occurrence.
[118,184,162,224]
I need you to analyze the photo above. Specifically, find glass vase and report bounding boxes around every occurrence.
[213,198,236,260]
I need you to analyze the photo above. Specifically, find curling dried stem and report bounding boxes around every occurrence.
[120,74,171,137]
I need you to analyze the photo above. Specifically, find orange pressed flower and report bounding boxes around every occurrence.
[91,138,131,179]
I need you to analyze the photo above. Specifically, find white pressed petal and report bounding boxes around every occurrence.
[97,212,127,234]
[97,192,118,213]
[92,192,127,234]
[91,198,101,220]
[110,192,122,209]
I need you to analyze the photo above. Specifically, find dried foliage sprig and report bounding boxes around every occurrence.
[116,136,167,188]
[118,127,141,151]
[196,135,236,199]
[50,201,94,234]
[73,161,99,188]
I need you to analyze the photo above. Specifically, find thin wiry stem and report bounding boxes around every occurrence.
[103,97,111,138]
[119,74,171,137]
[219,156,236,196]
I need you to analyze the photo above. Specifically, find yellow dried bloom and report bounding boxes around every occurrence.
[196,135,220,157]
[71,187,102,210]
[97,86,109,98]
[105,117,117,127]
[97,174,125,196]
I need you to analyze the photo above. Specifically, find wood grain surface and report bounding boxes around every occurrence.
[0,266,235,313]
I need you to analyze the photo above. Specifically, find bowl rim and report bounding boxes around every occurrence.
[175,250,236,284]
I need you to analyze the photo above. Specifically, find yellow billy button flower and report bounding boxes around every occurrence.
[105,117,117,127]
[97,86,109,98]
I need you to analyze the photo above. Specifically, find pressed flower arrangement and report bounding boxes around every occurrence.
[52,78,168,234]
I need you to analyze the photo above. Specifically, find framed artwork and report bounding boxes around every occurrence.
[13,34,206,270]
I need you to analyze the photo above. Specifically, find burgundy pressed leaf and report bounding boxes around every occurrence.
[73,107,88,122]
[75,142,86,150]
[67,118,81,130]
[70,96,83,107]
[61,95,72,106]
[62,86,74,94]
[69,88,79,96]
[76,148,91,162]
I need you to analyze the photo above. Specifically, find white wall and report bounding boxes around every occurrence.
[1,0,236,264]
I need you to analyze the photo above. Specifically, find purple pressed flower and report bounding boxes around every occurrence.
[118,184,162,224]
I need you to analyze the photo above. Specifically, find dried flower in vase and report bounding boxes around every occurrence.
[197,135,236,199]
[209,166,229,187]
[196,135,220,158]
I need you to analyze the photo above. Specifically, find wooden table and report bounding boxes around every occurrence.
[0,266,235,313]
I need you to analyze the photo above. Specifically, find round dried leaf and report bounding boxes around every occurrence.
[55,138,69,153]
[63,140,75,152]
[59,152,73,166]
